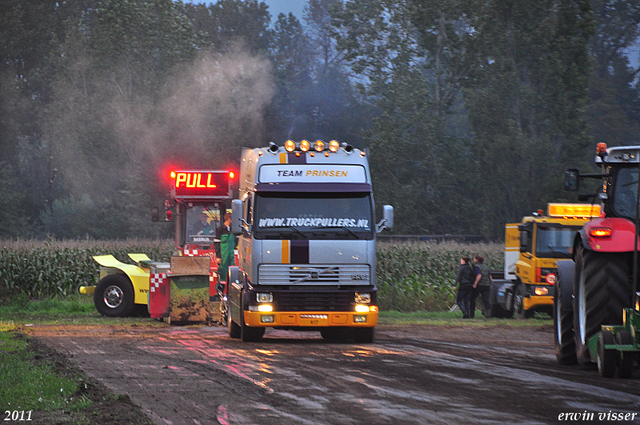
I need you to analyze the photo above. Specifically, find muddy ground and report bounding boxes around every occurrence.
[29,323,640,424]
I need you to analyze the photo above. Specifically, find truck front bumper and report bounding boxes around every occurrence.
[244,310,378,328]
[523,295,553,311]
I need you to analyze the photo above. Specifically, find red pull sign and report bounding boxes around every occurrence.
[171,171,231,199]
[175,172,219,188]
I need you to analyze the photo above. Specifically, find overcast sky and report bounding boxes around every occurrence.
[263,0,306,20]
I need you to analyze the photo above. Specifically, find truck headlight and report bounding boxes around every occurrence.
[534,286,549,296]
[256,293,273,303]
[355,292,371,304]
[355,305,370,313]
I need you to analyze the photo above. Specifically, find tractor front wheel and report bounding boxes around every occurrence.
[554,262,576,365]
[573,247,631,367]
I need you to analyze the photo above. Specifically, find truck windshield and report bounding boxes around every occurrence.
[613,167,639,219]
[535,225,580,258]
[254,192,374,240]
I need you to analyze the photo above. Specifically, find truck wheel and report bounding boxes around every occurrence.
[597,330,616,377]
[240,295,264,342]
[554,262,576,365]
[513,283,534,319]
[574,247,631,367]
[94,274,135,317]
[353,327,375,344]
[241,321,264,342]
[616,331,634,378]
[227,311,241,339]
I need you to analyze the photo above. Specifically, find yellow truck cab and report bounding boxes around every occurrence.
[491,203,600,318]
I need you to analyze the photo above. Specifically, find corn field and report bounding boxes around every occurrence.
[376,241,504,311]
[0,239,504,312]
[0,239,174,299]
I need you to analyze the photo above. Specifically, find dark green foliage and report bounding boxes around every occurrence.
[0,0,637,241]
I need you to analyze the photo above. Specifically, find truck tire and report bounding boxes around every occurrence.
[227,311,241,339]
[94,274,135,317]
[554,261,576,365]
[573,247,631,367]
[353,327,375,344]
[513,282,534,319]
[240,294,264,342]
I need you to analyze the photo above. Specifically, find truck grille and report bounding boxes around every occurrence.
[277,290,352,311]
[258,264,371,286]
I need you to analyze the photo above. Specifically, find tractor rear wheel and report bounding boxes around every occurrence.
[573,247,631,367]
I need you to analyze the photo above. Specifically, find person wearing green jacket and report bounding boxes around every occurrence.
[217,212,235,283]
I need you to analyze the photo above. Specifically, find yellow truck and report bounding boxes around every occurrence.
[490,203,600,318]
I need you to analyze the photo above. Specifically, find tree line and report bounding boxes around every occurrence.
[0,0,638,239]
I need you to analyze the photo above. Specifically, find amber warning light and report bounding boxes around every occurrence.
[170,170,232,199]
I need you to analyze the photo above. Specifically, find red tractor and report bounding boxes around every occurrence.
[555,143,640,376]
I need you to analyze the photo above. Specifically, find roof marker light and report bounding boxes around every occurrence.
[300,140,310,152]
[314,140,325,151]
[329,140,340,152]
[285,140,296,152]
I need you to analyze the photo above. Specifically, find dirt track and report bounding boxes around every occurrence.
[32,323,640,424]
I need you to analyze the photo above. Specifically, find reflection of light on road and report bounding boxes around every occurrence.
[343,349,374,359]
[216,405,229,425]
[171,338,275,393]
[256,349,279,356]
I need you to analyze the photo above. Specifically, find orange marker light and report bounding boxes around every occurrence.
[590,227,612,237]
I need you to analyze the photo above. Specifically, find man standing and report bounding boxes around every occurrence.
[216,213,235,283]
[453,257,475,319]
[470,255,492,318]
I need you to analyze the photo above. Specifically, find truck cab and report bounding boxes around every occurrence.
[493,204,599,318]
[225,140,393,342]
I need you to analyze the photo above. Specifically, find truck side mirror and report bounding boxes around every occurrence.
[376,205,394,233]
[565,169,579,192]
[231,199,244,235]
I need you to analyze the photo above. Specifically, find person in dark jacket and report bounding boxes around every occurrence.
[470,255,493,318]
[453,257,474,319]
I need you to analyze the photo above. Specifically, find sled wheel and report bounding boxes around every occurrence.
[94,274,135,317]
